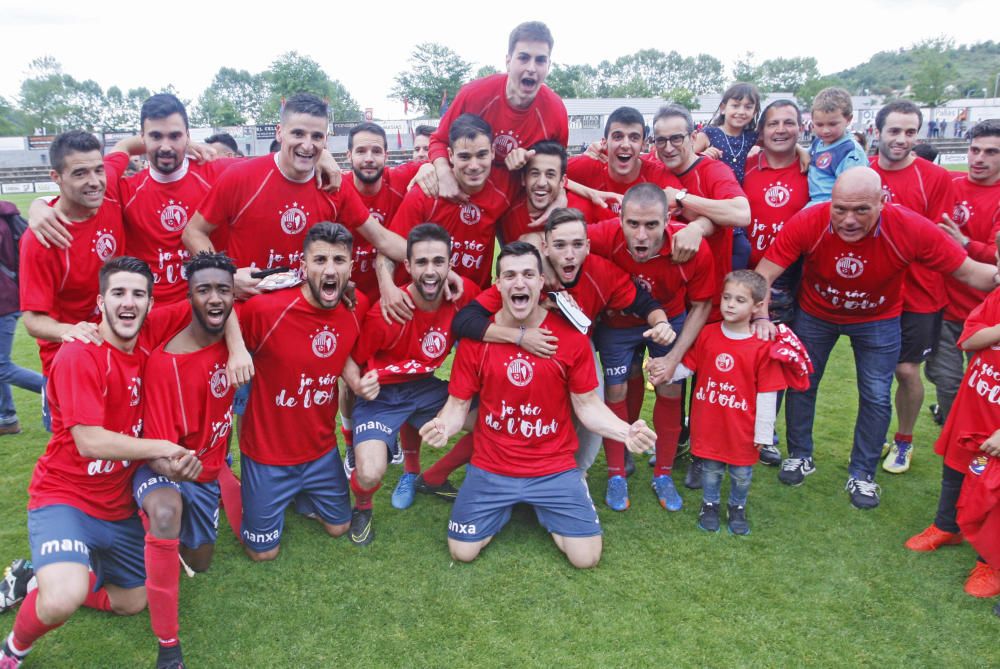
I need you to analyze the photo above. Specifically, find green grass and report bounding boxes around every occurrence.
[1,317,999,668]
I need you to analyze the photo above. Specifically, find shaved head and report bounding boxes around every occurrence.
[830,167,885,242]
[832,167,884,201]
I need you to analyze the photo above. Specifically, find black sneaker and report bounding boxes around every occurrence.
[156,642,185,669]
[624,450,636,478]
[414,475,459,501]
[778,457,816,486]
[758,444,782,467]
[343,443,356,478]
[684,457,703,489]
[697,502,720,532]
[0,559,34,613]
[727,504,750,535]
[349,507,374,546]
[846,477,881,510]
[676,421,691,459]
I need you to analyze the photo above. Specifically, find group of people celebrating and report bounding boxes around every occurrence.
[0,19,998,669]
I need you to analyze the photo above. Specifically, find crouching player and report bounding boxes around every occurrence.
[661,271,791,535]
[0,258,195,668]
[131,253,238,669]
[343,224,478,545]
[420,242,656,568]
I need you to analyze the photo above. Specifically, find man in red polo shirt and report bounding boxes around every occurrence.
[869,100,958,474]
[756,167,997,509]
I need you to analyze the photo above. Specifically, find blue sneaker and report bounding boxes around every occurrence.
[605,475,629,511]
[651,475,683,511]
[391,472,419,510]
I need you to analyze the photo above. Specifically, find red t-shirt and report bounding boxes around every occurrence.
[352,277,478,385]
[764,202,967,324]
[19,155,126,376]
[340,162,421,302]
[674,157,748,311]
[121,157,237,304]
[497,191,604,242]
[870,156,957,313]
[428,74,569,166]
[448,312,597,477]
[945,175,1000,321]
[390,171,518,289]
[475,253,637,323]
[587,218,716,323]
[196,154,370,271]
[567,155,681,217]
[142,339,233,483]
[238,287,367,466]
[743,153,810,267]
[936,290,1000,471]
[26,302,192,521]
[682,323,786,466]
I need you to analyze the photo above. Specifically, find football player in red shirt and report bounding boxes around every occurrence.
[0,258,194,668]
[756,168,998,509]
[342,224,478,544]
[412,125,434,163]
[869,100,958,474]
[931,119,1000,423]
[420,242,655,568]
[131,252,238,669]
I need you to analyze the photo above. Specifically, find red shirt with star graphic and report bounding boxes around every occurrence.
[743,153,810,267]
[764,202,967,325]
[237,286,367,466]
[351,276,478,385]
[448,311,597,478]
[944,174,1000,321]
[428,74,569,167]
[196,154,371,272]
[567,155,682,218]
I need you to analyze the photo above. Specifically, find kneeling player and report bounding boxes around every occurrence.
[132,253,237,668]
[420,242,656,568]
[344,224,478,545]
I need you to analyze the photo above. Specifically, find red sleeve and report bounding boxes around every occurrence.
[682,243,718,303]
[456,277,481,308]
[475,285,502,312]
[703,161,747,200]
[332,186,372,230]
[103,153,129,202]
[389,187,431,238]
[967,215,1000,264]
[681,332,703,372]
[18,234,60,315]
[54,346,106,428]
[603,262,638,311]
[142,301,193,349]
[237,294,266,352]
[350,304,394,365]
[195,165,241,227]
[912,214,967,274]
[755,348,788,394]
[763,206,821,270]
[142,353,182,442]
[389,161,422,187]
[959,290,1000,346]
[447,339,482,400]
[428,85,474,164]
[586,219,619,258]
[566,332,598,394]
[925,165,957,223]
[566,155,602,187]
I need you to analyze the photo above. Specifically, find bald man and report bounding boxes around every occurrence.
[755,168,998,509]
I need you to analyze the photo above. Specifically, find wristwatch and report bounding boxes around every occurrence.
[675,189,688,208]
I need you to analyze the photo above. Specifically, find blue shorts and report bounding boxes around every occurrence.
[594,312,687,386]
[132,464,221,550]
[240,448,351,552]
[27,504,145,589]
[353,376,449,447]
[232,382,250,417]
[41,375,52,432]
[448,464,601,542]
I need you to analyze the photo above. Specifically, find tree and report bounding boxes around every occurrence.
[665,88,699,111]
[594,49,724,98]
[62,79,106,131]
[103,87,150,132]
[684,54,726,95]
[730,53,819,93]
[0,96,26,135]
[546,63,597,98]
[910,44,955,108]
[261,52,362,123]
[391,43,472,117]
[474,65,500,80]
[796,76,849,108]
[18,56,74,133]
[196,67,266,126]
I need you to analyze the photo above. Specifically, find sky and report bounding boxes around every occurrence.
[1,0,996,122]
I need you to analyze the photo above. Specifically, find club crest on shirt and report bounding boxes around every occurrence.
[209,364,230,399]
[952,201,971,227]
[881,185,895,202]
[834,252,865,279]
[715,353,734,372]
[815,152,832,169]
[492,130,520,161]
[368,209,385,224]
[421,328,448,359]
[310,326,338,358]
[609,201,622,215]
[764,182,791,208]
[459,204,482,226]
[635,274,653,294]
[279,204,308,234]
[92,229,117,261]
[506,353,534,387]
[969,454,990,476]
[128,377,142,407]
[158,200,188,232]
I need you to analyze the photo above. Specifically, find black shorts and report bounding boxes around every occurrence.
[898,310,943,363]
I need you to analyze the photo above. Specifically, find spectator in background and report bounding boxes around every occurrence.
[929,120,938,138]
[205,133,240,158]
[912,142,939,163]
[412,125,434,163]
[268,139,280,153]
[940,120,948,137]
[0,201,44,435]
[854,132,869,154]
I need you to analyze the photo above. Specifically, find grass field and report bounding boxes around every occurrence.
[1,167,997,668]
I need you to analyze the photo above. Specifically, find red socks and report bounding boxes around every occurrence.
[341,425,354,447]
[401,424,422,474]
[626,375,645,423]
[10,589,62,654]
[349,471,381,510]
[894,432,912,444]
[82,570,111,612]
[421,433,474,486]
[144,533,180,646]
[217,466,243,542]
[604,399,629,478]
[653,395,682,477]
